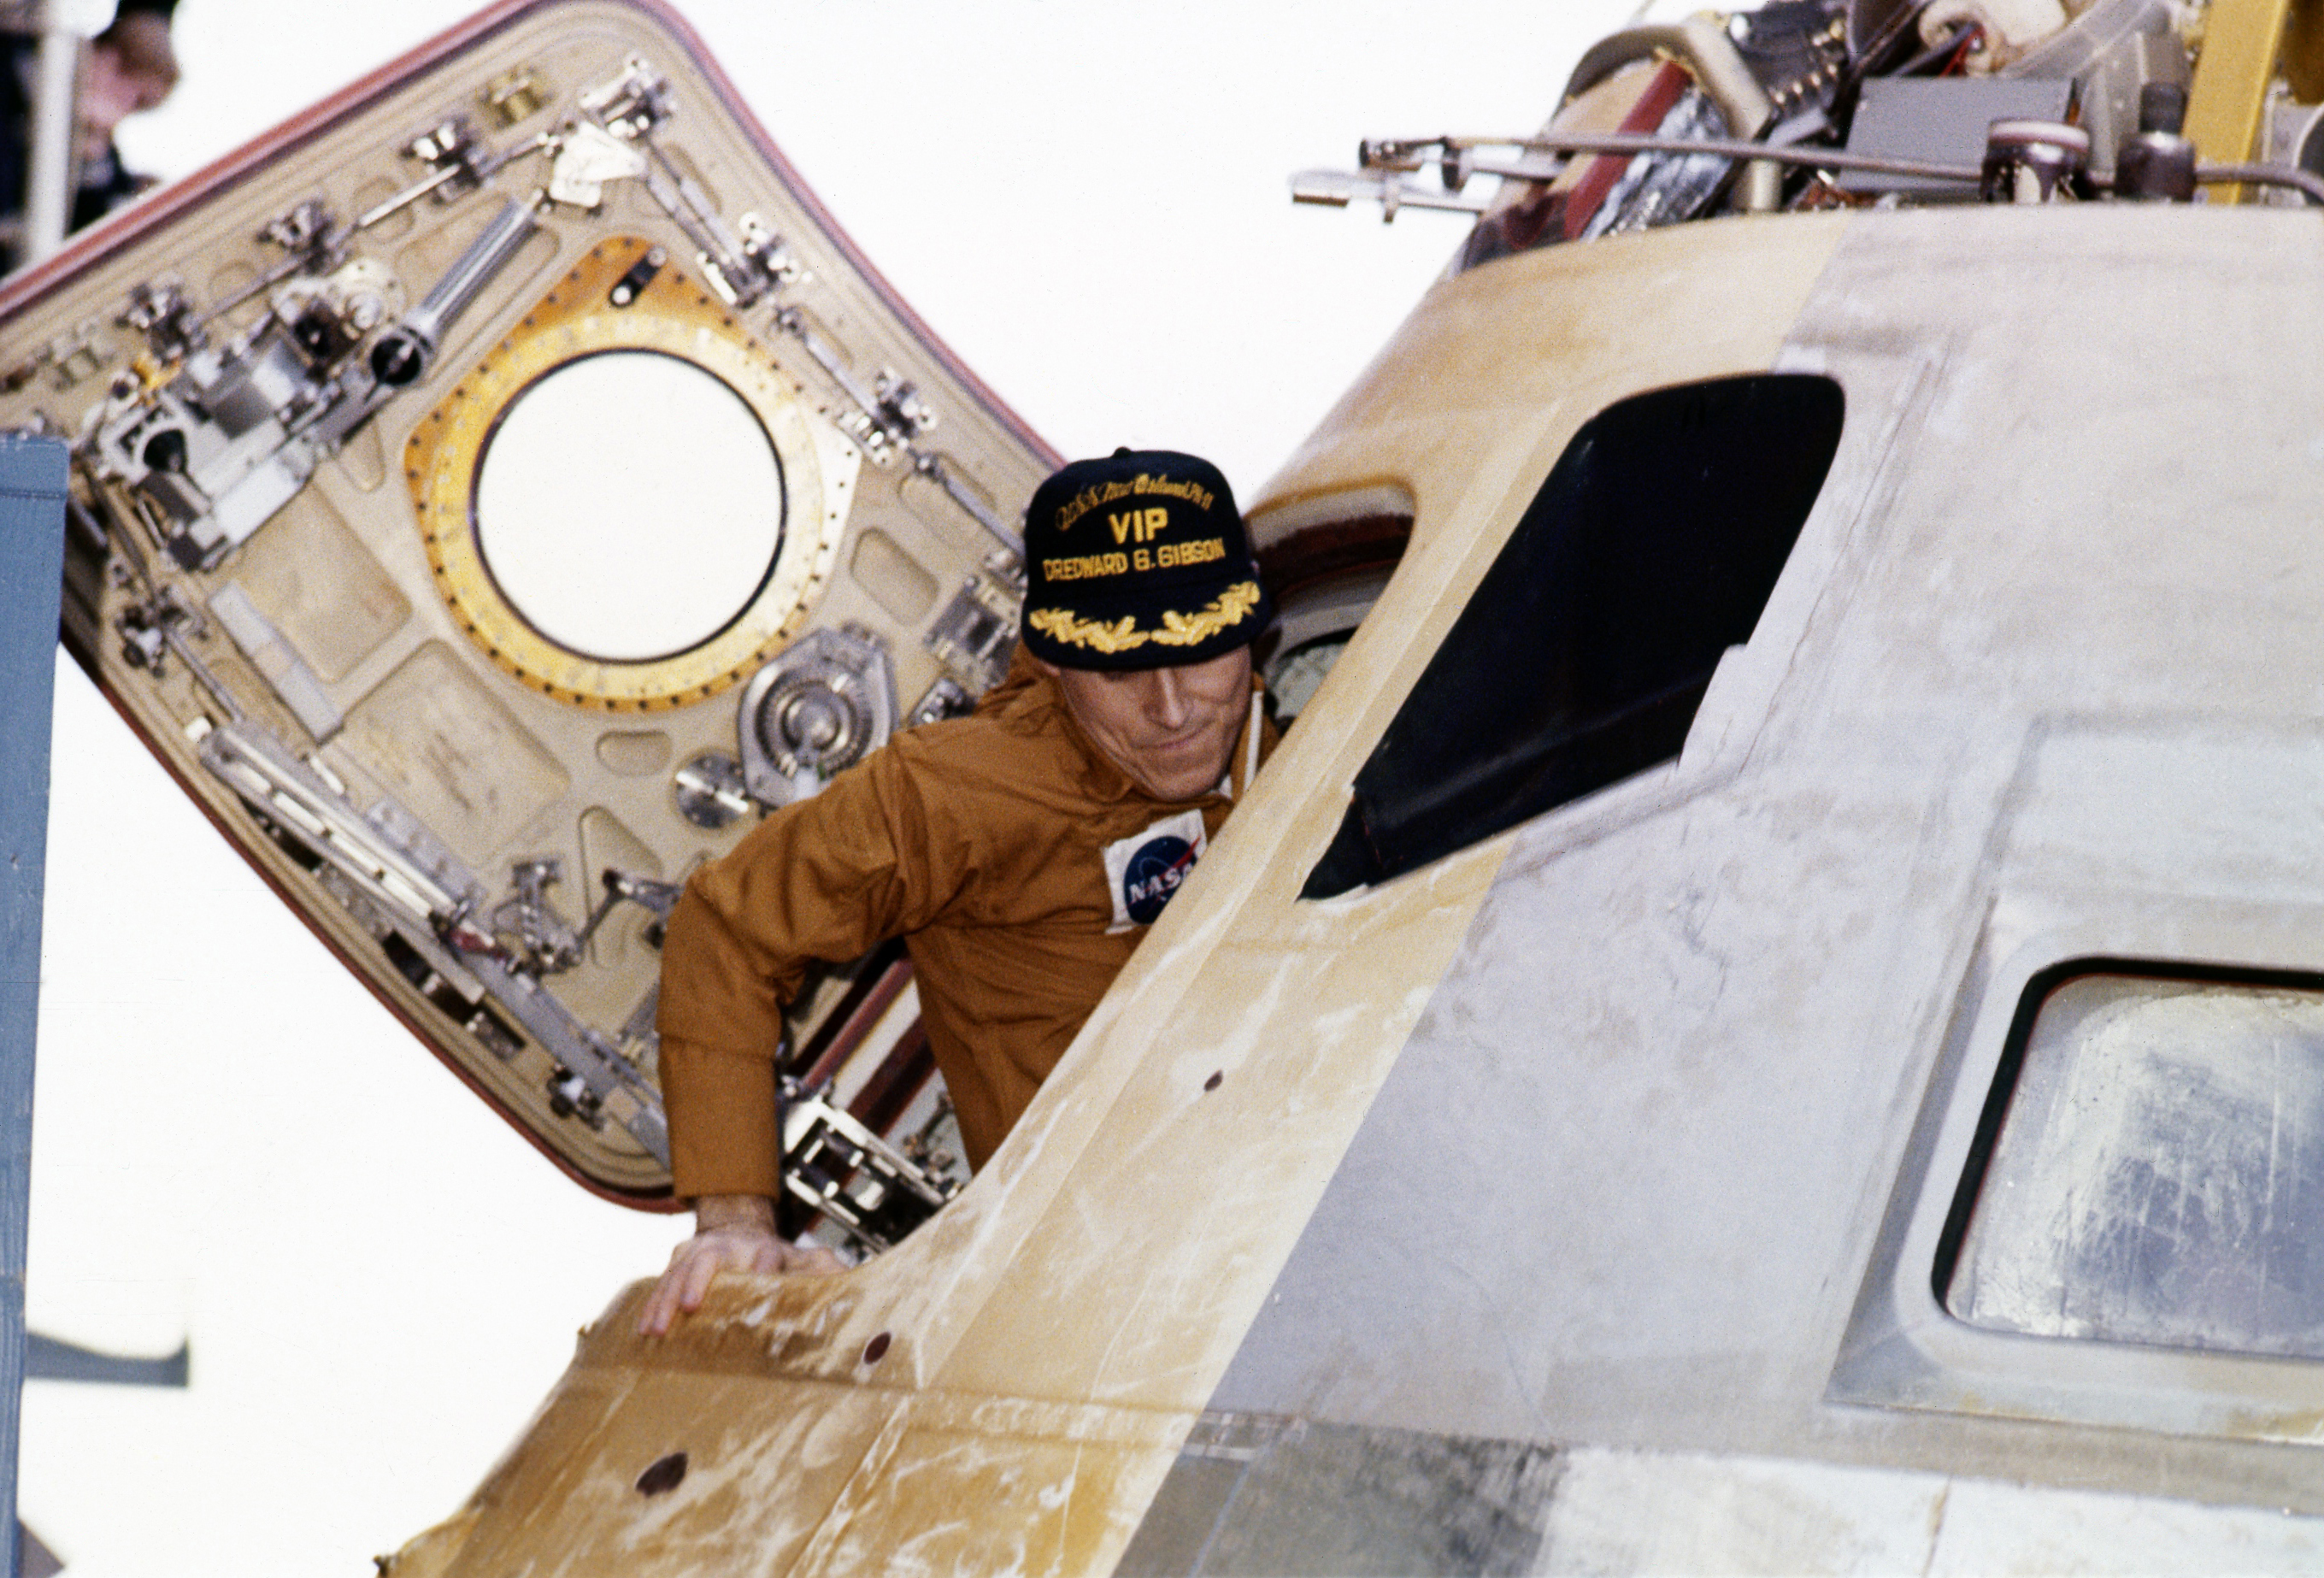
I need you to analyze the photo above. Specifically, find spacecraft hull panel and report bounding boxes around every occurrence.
[390,203,2324,1570]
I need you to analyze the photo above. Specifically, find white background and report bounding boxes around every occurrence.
[23,0,1648,1569]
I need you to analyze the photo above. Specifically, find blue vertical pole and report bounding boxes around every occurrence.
[0,437,68,1578]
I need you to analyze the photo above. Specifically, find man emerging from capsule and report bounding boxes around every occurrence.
[641,446,1278,1333]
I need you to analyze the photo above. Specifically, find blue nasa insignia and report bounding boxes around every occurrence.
[1103,810,1209,933]
[1123,835,1196,925]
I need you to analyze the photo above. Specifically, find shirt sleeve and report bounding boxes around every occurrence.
[655,736,966,1199]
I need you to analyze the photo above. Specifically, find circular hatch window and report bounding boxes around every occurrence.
[405,238,853,712]
[474,350,785,662]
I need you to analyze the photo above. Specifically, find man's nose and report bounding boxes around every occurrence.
[1147,668,1190,728]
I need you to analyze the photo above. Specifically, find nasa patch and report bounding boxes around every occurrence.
[1103,810,1209,933]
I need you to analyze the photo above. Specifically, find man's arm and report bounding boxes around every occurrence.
[637,1193,844,1336]
[656,739,949,1177]
[644,739,959,1331]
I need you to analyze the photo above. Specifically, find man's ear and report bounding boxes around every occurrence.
[1031,656,1062,679]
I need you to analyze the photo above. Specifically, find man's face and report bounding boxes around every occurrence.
[82,18,177,153]
[1038,645,1253,802]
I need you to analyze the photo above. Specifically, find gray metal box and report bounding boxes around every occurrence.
[1840,76,2076,198]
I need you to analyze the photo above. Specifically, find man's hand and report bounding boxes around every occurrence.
[638,1193,846,1336]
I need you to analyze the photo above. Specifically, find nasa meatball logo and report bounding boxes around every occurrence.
[1103,810,1208,934]
[1122,835,1196,925]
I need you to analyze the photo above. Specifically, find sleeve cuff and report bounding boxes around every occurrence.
[659,1036,785,1201]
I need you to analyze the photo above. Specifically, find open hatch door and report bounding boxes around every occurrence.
[0,0,1053,1214]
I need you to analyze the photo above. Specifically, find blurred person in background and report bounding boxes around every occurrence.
[0,0,179,271]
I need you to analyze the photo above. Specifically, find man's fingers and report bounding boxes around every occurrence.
[677,1241,726,1312]
[638,1260,690,1335]
[638,1242,722,1335]
[638,1233,717,1334]
[638,1228,848,1335]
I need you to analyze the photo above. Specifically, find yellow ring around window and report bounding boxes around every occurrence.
[402,235,844,711]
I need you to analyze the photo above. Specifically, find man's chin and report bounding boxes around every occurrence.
[1130,751,1232,802]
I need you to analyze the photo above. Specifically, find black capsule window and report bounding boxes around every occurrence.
[1302,374,1845,900]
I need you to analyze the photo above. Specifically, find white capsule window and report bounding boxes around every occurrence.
[473,350,785,662]
[1946,969,2324,1358]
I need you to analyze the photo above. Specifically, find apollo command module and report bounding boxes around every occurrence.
[15,0,2324,1571]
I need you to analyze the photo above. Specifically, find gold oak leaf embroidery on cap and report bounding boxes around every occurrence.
[1153,581,1262,646]
[1027,609,1150,654]
[1027,582,1262,653]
